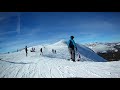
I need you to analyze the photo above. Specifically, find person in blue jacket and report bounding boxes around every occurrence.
[67,36,77,62]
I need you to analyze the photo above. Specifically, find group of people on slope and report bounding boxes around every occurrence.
[25,47,57,57]
[30,47,35,52]
[25,36,80,62]
[25,46,43,56]
[52,49,56,54]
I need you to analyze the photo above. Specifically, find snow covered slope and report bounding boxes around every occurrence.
[0,40,119,78]
[76,44,107,62]
[46,40,107,62]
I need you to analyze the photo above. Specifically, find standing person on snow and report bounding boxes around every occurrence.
[25,46,28,57]
[40,48,43,55]
[67,36,77,62]
[52,49,54,53]
[54,50,56,54]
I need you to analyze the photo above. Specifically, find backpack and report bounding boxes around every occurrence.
[69,40,74,49]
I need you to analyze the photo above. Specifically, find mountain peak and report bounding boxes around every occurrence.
[58,39,66,43]
[52,39,67,46]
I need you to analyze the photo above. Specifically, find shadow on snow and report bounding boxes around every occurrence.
[0,59,33,64]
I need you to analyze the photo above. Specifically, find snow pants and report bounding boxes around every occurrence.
[68,48,75,61]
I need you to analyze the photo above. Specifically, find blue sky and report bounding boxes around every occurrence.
[0,12,120,53]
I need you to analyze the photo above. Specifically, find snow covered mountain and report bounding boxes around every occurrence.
[29,39,107,62]
[0,40,120,78]
[85,42,120,53]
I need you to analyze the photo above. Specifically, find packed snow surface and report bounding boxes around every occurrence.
[0,40,120,78]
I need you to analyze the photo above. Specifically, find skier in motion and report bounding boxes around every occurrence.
[67,36,77,62]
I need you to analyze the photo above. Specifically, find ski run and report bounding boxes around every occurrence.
[0,40,120,78]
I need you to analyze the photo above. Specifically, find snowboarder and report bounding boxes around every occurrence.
[25,46,28,56]
[40,48,43,55]
[67,36,77,62]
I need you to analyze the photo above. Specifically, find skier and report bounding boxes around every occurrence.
[67,36,77,62]
[25,46,28,56]
[40,48,43,55]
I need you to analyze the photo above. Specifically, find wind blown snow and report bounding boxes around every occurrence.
[0,40,120,78]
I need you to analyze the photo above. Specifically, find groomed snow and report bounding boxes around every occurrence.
[0,40,120,78]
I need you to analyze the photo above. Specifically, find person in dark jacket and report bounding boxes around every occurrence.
[40,48,43,55]
[52,49,54,53]
[25,46,28,56]
[54,50,56,54]
[67,36,77,62]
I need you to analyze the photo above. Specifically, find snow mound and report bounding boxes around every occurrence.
[76,44,107,62]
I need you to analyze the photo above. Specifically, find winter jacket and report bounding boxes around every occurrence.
[67,39,77,49]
